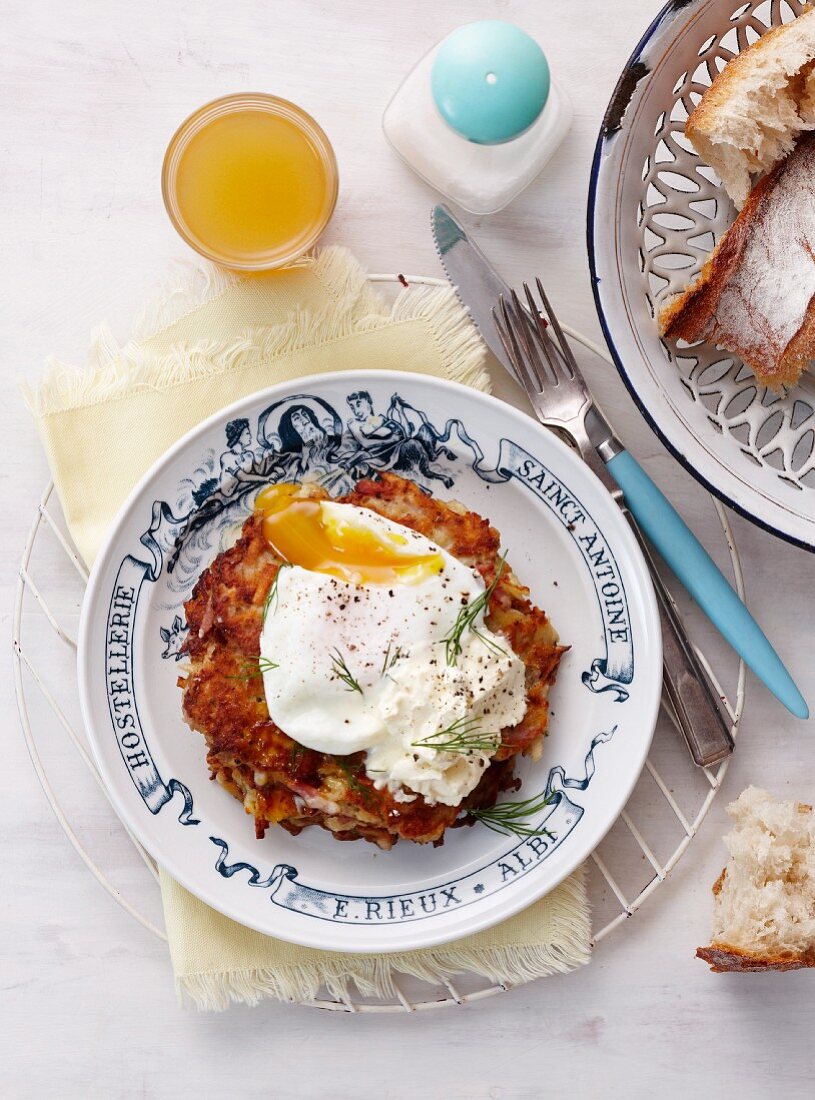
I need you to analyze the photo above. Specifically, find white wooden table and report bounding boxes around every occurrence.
[4,2,814,1096]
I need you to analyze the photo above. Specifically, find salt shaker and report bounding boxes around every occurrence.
[383,20,572,215]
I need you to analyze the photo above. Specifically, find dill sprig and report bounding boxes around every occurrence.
[333,756,374,803]
[330,648,363,694]
[467,788,557,840]
[442,552,508,666]
[225,655,280,680]
[412,717,500,755]
[263,561,291,619]
[380,641,404,677]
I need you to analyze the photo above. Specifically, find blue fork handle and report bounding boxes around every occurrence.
[606,450,808,719]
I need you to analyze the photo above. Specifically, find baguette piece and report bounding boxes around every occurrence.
[697,786,815,973]
[658,132,815,390]
[686,5,815,209]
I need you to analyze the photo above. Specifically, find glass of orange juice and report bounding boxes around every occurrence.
[162,93,338,271]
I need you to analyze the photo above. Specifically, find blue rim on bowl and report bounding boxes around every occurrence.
[587,0,815,554]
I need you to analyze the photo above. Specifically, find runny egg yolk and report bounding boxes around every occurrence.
[255,484,444,585]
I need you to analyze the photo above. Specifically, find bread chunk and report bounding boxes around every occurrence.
[658,133,815,390]
[697,786,815,972]
[686,5,815,209]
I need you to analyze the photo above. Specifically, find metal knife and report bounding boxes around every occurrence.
[432,203,808,736]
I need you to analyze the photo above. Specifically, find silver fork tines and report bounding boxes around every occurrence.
[493,283,592,448]
[496,295,540,393]
[529,278,576,379]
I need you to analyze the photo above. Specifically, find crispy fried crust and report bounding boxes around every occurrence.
[180,473,565,849]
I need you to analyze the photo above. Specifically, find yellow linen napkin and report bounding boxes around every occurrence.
[23,248,590,1009]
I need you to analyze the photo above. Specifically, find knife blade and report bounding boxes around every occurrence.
[432,204,617,458]
[432,205,524,383]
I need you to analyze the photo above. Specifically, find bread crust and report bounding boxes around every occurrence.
[658,133,815,389]
[696,942,815,972]
[685,6,815,207]
[699,868,815,971]
[699,797,815,972]
[686,7,815,146]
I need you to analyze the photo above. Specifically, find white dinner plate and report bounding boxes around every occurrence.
[78,371,662,952]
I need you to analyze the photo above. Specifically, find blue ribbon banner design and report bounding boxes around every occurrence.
[209,727,616,925]
[470,439,635,701]
[105,503,199,825]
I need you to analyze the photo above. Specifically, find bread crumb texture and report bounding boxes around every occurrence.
[697,786,815,972]
[687,6,815,208]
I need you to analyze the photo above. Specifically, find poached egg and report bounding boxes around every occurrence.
[256,485,527,806]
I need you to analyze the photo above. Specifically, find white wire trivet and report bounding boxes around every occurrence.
[13,274,745,1012]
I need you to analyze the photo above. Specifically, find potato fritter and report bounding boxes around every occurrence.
[180,473,565,849]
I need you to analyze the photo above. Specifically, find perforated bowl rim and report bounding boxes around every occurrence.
[587,0,815,553]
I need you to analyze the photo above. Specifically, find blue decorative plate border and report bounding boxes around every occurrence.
[101,382,635,924]
[80,370,661,951]
[208,727,615,926]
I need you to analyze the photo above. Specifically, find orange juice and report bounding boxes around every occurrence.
[162,94,338,270]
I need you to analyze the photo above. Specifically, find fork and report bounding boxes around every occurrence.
[493,280,743,766]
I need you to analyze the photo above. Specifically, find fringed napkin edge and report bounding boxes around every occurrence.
[21,247,491,419]
[174,868,590,1011]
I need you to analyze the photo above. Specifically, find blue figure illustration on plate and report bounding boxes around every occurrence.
[159,614,187,661]
[190,416,269,507]
[162,390,463,582]
[344,389,456,488]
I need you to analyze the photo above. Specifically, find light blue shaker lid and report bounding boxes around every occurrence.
[431,21,550,145]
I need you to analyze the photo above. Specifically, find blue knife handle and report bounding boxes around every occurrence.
[606,449,808,720]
